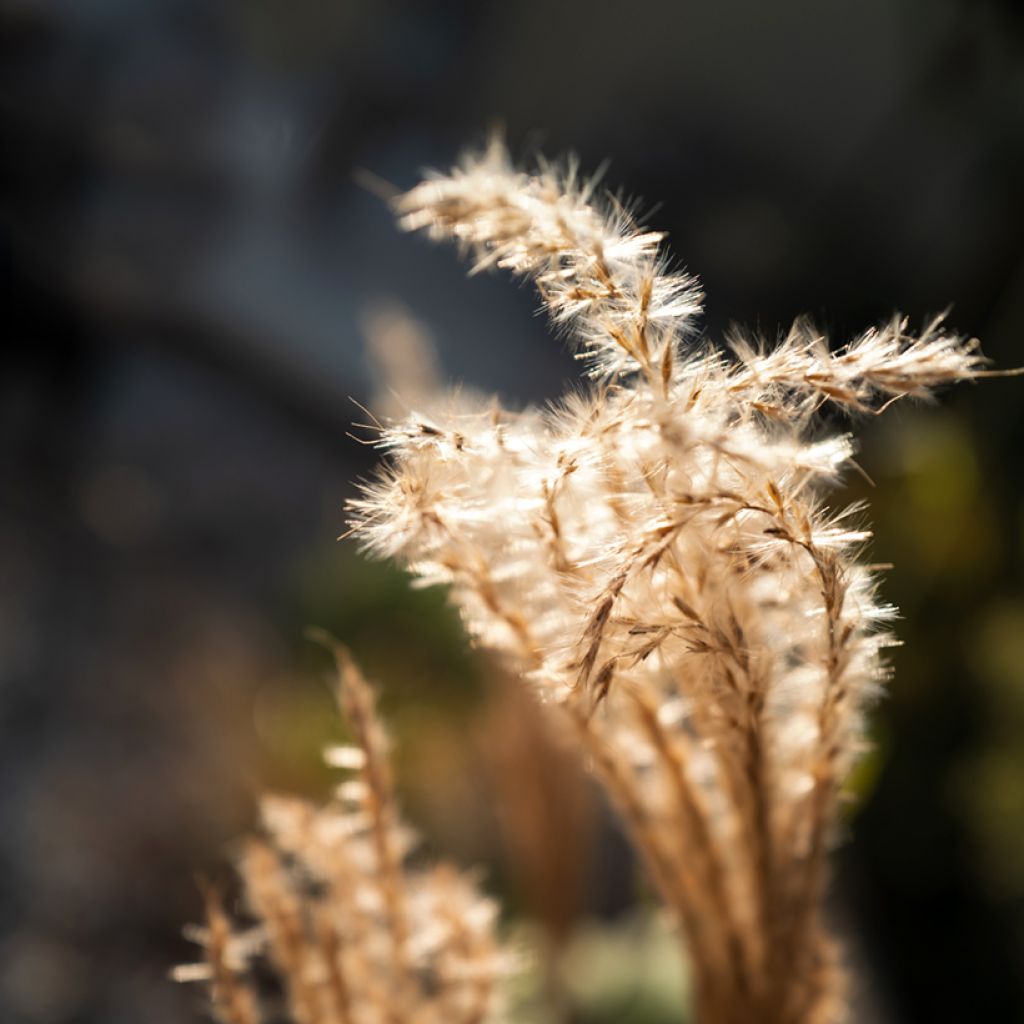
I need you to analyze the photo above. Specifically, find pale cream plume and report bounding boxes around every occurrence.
[348,140,984,1024]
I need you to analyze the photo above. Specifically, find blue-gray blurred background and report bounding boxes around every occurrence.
[2,2,1023,1022]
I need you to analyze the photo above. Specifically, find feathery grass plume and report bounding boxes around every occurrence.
[348,139,988,1024]
[177,637,509,1024]
[395,136,703,381]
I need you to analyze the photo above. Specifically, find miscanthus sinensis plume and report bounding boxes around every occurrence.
[346,138,988,1024]
[177,639,509,1024]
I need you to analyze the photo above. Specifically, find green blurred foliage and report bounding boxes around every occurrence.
[845,392,1024,999]
[508,912,691,1024]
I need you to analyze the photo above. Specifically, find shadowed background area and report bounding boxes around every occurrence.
[2,1,1023,1022]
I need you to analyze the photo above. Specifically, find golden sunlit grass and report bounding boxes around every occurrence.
[180,138,995,1024]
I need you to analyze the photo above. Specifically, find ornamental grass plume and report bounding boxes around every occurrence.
[182,138,996,1024]
[177,635,509,1024]
[345,139,989,1023]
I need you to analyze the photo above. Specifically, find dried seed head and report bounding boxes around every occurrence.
[346,140,987,1023]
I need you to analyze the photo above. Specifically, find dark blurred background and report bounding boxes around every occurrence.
[2,1,1023,1022]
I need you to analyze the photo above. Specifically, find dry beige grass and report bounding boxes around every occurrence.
[176,636,509,1024]
[181,138,994,1024]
